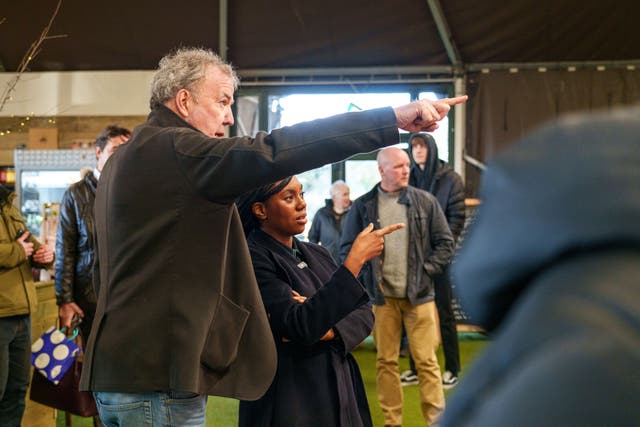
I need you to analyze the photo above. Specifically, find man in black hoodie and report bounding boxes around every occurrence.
[401,133,465,388]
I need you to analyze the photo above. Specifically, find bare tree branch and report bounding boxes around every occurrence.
[0,0,66,112]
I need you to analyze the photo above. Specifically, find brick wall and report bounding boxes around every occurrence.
[0,116,146,152]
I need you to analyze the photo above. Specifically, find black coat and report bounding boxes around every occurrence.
[239,229,373,427]
[444,107,640,427]
[408,134,465,240]
[80,104,399,399]
[54,169,98,338]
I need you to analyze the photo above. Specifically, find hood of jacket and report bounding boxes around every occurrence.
[408,132,448,192]
[323,198,335,209]
[453,106,640,331]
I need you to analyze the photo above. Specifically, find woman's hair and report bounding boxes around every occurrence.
[149,47,239,110]
[236,177,293,237]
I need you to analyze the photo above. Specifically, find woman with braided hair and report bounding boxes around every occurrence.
[237,176,403,427]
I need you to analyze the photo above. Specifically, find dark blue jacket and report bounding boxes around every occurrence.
[308,199,347,262]
[340,184,454,306]
[240,229,373,427]
[444,106,640,427]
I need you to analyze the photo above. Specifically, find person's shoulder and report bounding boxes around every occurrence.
[407,185,439,206]
[354,185,379,204]
[407,185,431,198]
[313,206,332,218]
[436,160,461,180]
[247,231,291,262]
[63,179,86,200]
[247,234,279,267]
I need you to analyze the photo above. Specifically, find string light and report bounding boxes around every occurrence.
[0,114,58,138]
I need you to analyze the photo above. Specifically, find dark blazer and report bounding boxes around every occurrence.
[80,104,399,400]
[239,229,373,427]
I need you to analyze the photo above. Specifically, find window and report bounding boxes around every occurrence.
[234,86,452,238]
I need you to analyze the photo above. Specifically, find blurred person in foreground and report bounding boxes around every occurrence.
[79,45,467,426]
[237,176,402,426]
[308,179,351,262]
[0,184,54,426]
[442,106,640,427]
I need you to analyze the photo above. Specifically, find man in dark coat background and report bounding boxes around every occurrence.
[80,46,467,425]
[308,179,351,262]
[442,106,640,426]
[402,132,465,388]
[55,125,130,341]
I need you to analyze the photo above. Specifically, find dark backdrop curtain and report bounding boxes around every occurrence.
[464,69,640,196]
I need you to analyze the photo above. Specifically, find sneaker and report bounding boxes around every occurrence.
[442,371,459,389]
[400,370,418,386]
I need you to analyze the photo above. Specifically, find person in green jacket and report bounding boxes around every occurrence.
[0,184,54,427]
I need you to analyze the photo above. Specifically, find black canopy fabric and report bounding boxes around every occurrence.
[2,0,640,197]
[1,0,638,72]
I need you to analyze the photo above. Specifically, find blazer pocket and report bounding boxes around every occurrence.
[201,294,250,375]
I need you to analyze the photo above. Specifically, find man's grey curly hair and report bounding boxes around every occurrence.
[149,47,239,109]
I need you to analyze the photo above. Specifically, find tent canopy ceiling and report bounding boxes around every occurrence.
[1,0,639,73]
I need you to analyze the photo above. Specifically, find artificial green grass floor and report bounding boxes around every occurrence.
[57,336,488,426]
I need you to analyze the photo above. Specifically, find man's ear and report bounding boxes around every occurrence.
[95,146,102,161]
[174,88,192,117]
[252,202,267,220]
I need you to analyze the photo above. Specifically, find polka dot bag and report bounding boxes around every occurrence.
[31,326,81,384]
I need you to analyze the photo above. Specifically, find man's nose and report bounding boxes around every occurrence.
[225,109,235,126]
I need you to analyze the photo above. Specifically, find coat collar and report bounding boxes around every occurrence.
[250,228,301,260]
[84,170,98,193]
[362,182,411,206]
[146,104,202,133]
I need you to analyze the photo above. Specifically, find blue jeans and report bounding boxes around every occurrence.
[0,315,31,427]
[94,391,207,427]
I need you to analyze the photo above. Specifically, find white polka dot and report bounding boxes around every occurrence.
[45,326,55,333]
[38,369,47,377]
[50,365,62,379]
[31,338,44,352]
[50,330,66,344]
[34,353,50,369]
[52,344,70,360]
